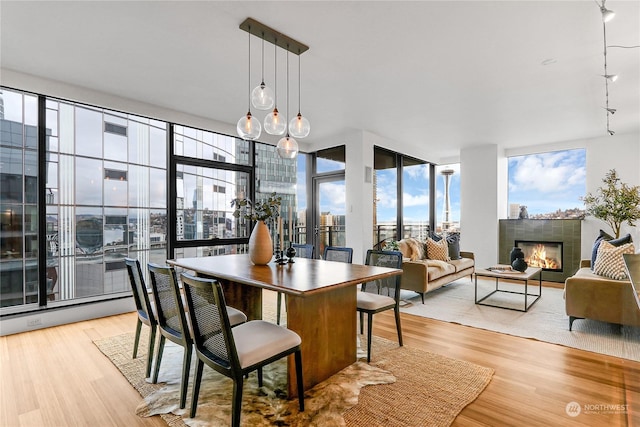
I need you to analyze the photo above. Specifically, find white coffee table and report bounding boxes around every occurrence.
[474,266,542,312]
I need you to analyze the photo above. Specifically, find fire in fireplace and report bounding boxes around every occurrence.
[515,240,563,272]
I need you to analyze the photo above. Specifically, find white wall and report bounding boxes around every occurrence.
[582,133,640,255]
[460,144,504,268]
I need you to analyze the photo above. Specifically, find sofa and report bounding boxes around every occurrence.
[396,237,475,303]
[564,259,640,330]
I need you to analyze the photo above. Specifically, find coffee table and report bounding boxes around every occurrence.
[474,266,542,312]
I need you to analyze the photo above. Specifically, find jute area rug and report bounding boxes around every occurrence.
[399,277,640,361]
[94,330,493,426]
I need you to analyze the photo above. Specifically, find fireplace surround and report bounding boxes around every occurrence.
[499,219,581,282]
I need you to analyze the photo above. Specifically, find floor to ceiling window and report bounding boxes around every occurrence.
[373,146,431,246]
[0,86,305,318]
[1,87,169,313]
[313,146,345,257]
[0,89,38,308]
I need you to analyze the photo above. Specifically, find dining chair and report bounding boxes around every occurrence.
[323,246,353,263]
[357,249,403,362]
[180,272,304,425]
[277,243,316,325]
[147,263,193,409]
[291,243,315,259]
[125,257,157,379]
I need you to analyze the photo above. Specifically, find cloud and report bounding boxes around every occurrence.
[509,149,585,194]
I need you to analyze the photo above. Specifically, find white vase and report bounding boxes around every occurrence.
[249,221,273,265]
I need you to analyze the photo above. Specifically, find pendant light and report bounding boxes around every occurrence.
[251,36,274,110]
[277,47,299,159]
[289,49,311,138]
[264,39,286,135]
[237,28,261,140]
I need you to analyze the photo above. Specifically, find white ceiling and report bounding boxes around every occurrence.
[1,1,639,162]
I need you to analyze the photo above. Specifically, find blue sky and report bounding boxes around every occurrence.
[508,149,586,215]
[374,148,585,223]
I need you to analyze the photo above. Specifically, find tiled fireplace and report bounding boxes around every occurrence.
[499,219,581,282]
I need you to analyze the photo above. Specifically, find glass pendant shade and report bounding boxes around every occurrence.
[237,112,261,140]
[251,82,274,110]
[264,108,286,135]
[276,134,298,159]
[289,113,310,138]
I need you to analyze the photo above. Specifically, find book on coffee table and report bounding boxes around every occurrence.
[486,264,522,273]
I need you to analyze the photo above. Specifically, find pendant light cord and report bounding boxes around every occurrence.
[286,45,290,131]
[247,27,251,111]
[297,49,302,115]
[261,34,265,85]
[602,9,611,134]
[274,39,278,107]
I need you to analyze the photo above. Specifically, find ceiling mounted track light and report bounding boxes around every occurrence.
[597,0,615,136]
[237,18,310,155]
[600,4,615,22]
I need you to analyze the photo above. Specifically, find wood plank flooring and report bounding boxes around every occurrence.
[1,289,638,426]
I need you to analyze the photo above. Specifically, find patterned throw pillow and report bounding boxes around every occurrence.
[426,237,450,261]
[593,240,635,280]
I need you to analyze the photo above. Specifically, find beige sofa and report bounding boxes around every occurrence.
[397,238,475,303]
[564,260,640,330]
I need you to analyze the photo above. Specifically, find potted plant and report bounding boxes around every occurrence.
[231,192,282,265]
[581,169,640,238]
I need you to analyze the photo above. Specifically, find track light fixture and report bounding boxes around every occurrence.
[600,4,615,22]
[237,18,310,157]
[597,0,615,136]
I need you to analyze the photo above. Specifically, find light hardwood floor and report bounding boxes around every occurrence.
[1,290,638,426]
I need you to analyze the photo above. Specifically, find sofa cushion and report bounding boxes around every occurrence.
[426,261,456,281]
[449,257,474,273]
[426,237,450,261]
[593,240,635,280]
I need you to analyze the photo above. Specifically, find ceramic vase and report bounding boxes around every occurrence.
[512,257,528,272]
[249,221,273,265]
[510,247,524,263]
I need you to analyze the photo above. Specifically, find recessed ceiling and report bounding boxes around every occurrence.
[1,1,638,162]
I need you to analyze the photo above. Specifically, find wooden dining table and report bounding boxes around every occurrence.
[167,253,402,397]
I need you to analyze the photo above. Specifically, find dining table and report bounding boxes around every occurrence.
[167,253,402,397]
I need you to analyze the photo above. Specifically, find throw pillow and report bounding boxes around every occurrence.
[591,229,614,269]
[593,240,635,280]
[397,238,425,261]
[446,233,461,260]
[426,237,450,261]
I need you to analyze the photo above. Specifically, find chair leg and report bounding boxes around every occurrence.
[359,311,364,335]
[146,325,157,378]
[133,318,142,359]
[257,366,263,387]
[190,359,205,418]
[179,344,193,409]
[152,335,166,383]
[277,292,282,325]
[394,306,403,347]
[231,377,244,427]
[295,350,305,411]
[366,313,373,363]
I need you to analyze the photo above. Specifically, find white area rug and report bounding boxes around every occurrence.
[399,277,640,361]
